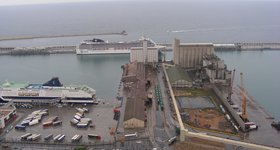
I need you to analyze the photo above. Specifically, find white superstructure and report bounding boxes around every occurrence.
[76,38,157,55]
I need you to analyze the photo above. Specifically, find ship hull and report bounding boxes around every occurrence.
[76,49,130,55]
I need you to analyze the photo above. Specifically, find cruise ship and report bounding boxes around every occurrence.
[76,37,157,55]
[0,77,97,104]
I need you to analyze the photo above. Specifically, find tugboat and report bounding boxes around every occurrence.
[271,121,280,131]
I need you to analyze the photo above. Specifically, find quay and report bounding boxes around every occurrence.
[1,42,280,55]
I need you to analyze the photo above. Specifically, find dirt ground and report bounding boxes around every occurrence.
[175,137,225,150]
[186,108,234,133]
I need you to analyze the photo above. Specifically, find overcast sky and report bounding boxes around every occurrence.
[0,0,106,6]
[0,0,278,6]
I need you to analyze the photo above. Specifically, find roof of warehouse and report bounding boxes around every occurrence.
[124,98,145,122]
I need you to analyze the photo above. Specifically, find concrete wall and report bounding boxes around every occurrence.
[212,84,245,131]
[124,118,144,128]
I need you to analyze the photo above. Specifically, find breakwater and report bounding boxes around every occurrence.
[0,46,76,55]
[0,31,127,42]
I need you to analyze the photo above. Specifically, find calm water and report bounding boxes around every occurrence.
[0,54,129,99]
[0,1,279,119]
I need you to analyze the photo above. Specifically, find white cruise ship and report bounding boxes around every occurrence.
[76,38,157,55]
[0,77,97,104]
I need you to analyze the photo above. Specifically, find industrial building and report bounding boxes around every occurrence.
[130,40,158,63]
[0,102,17,129]
[123,98,145,128]
[202,54,231,84]
[173,39,214,68]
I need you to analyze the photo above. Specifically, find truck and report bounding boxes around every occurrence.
[15,124,26,130]
[71,134,82,143]
[44,134,53,141]
[219,105,225,113]
[245,122,258,130]
[168,136,177,145]
[124,132,137,138]
[74,115,81,121]
[31,134,41,141]
[88,134,101,140]
[21,133,32,140]
[53,120,62,126]
[53,134,62,141]
[29,119,39,126]
[77,123,88,128]
[57,135,65,142]
[70,118,79,125]
[76,107,85,114]
[225,114,231,120]
[43,121,53,127]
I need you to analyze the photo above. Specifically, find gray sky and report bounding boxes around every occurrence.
[0,0,107,6]
[0,0,278,6]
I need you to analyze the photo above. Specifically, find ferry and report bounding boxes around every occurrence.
[0,77,97,104]
[76,37,158,55]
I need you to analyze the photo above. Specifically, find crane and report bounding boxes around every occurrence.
[228,69,235,101]
[240,72,248,121]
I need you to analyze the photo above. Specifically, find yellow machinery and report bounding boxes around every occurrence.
[240,72,248,120]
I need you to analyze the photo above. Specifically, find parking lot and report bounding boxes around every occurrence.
[4,99,120,144]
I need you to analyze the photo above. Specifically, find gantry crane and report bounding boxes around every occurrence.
[228,69,236,100]
[240,72,248,121]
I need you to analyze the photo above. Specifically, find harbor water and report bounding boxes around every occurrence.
[0,54,129,99]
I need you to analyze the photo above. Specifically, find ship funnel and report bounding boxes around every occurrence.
[43,77,63,87]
